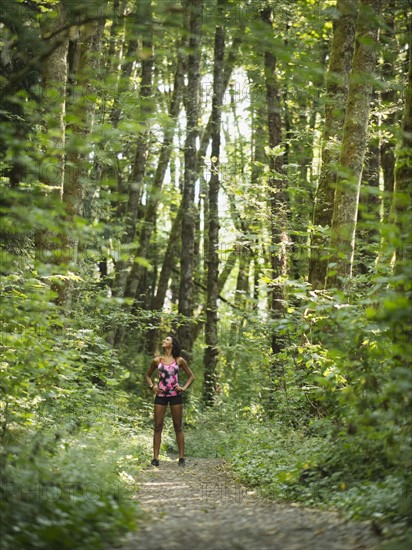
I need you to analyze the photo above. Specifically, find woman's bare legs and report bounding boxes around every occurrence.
[170,403,185,459]
[153,404,167,460]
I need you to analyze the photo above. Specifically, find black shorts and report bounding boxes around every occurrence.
[154,394,183,406]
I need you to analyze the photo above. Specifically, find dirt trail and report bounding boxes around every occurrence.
[115,455,381,550]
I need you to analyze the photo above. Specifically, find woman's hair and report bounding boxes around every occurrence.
[167,335,181,359]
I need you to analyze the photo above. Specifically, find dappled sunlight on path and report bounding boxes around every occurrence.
[111,456,381,550]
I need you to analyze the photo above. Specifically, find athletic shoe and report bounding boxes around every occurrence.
[151,458,159,467]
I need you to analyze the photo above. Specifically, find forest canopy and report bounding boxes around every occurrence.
[0,0,411,548]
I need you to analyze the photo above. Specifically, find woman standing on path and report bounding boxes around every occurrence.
[145,335,195,467]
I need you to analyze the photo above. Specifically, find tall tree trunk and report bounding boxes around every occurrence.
[146,208,182,354]
[225,197,252,346]
[102,1,134,221]
[389,23,412,277]
[152,208,183,312]
[58,18,105,309]
[249,69,266,309]
[225,72,254,347]
[178,0,203,358]
[380,1,397,221]
[189,246,238,347]
[261,7,287,396]
[249,69,267,186]
[328,0,382,287]
[126,0,154,229]
[196,28,244,171]
[112,0,154,306]
[110,2,140,130]
[308,0,358,289]
[40,2,69,195]
[356,124,380,274]
[291,42,328,281]
[229,245,252,347]
[35,3,69,263]
[124,36,186,307]
[203,0,225,405]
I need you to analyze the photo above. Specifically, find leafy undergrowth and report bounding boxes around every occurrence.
[186,403,412,550]
[0,413,152,550]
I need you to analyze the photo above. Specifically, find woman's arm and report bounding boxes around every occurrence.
[175,357,195,392]
[145,358,160,392]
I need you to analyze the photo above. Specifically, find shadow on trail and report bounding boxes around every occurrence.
[110,455,381,550]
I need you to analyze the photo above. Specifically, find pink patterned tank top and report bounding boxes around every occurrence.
[157,359,179,397]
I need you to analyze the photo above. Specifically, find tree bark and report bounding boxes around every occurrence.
[35,3,70,265]
[188,243,239,348]
[309,0,359,289]
[203,0,225,405]
[40,2,69,195]
[124,36,186,306]
[178,0,203,358]
[380,1,398,221]
[196,28,244,171]
[291,41,328,281]
[356,123,380,274]
[261,7,287,393]
[111,0,154,303]
[58,18,105,309]
[110,2,140,129]
[225,194,252,345]
[229,245,252,346]
[327,0,382,287]
[389,21,412,276]
[145,207,182,354]
[249,69,266,308]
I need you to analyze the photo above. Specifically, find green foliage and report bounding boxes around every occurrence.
[0,419,149,550]
[196,271,411,545]
[184,397,243,458]
[208,414,411,543]
[0,253,152,549]
[1,1,410,548]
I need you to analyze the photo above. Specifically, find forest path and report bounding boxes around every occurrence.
[114,455,381,550]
